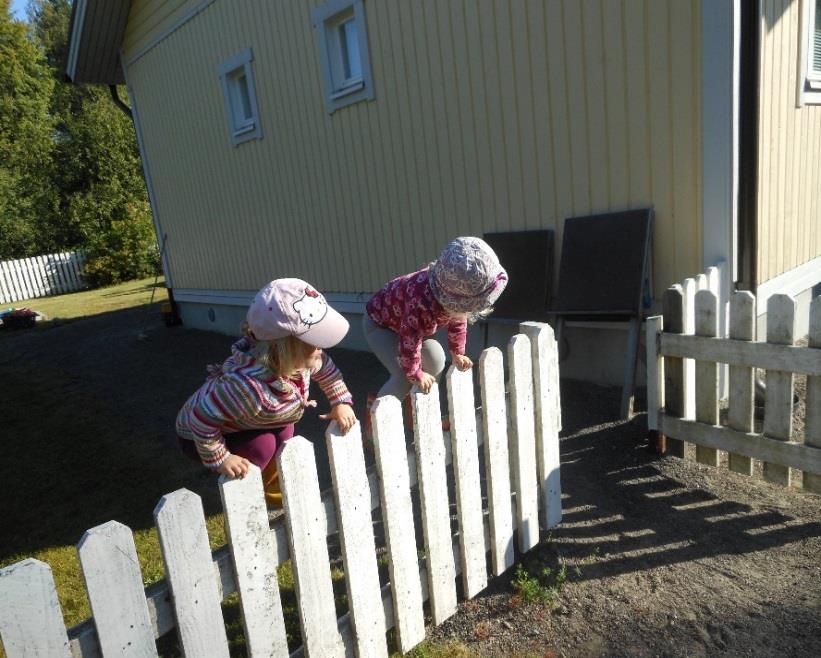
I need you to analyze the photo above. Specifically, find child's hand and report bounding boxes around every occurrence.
[320,403,357,435]
[417,372,436,393]
[452,354,473,371]
[217,454,251,479]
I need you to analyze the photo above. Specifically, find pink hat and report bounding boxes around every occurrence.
[246,278,349,348]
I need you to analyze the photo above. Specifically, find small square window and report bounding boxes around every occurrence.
[798,0,821,104]
[312,0,375,113]
[218,48,262,145]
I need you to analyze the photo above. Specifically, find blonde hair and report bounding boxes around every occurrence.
[241,322,315,377]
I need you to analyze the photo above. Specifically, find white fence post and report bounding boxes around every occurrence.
[805,297,821,494]
[0,559,72,658]
[278,437,345,657]
[763,294,796,486]
[508,334,539,552]
[727,291,755,476]
[154,489,230,658]
[77,521,158,658]
[326,421,388,658]
[479,347,514,576]
[695,290,720,467]
[447,366,487,599]
[371,396,425,654]
[412,383,458,625]
[520,321,562,530]
[219,466,289,658]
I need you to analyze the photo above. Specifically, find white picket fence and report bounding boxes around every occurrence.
[0,251,87,305]
[647,289,821,493]
[0,322,562,658]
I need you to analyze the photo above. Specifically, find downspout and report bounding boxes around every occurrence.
[109,84,132,119]
[737,0,759,292]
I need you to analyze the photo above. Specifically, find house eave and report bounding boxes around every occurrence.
[65,0,130,85]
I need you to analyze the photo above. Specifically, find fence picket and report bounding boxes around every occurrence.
[520,321,562,530]
[218,466,289,658]
[278,437,345,657]
[154,489,230,658]
[646,316,665,433]
[682,277,696,419]
[50,252,67,294]
[804,297,821,494]
[77,521,158,657]
[728,292,756,475]
[0,559,72,658]
[508,335,539,552]
[371,396,425,654]
[479,348,514,576]
[412,383,458,625]
[326,421,388,658]
[447,367,487,599]
[695,290,720,467]
[663,286,686,457]
[763,294,796,486]
[33,256,48,298]
[0,260,13,303]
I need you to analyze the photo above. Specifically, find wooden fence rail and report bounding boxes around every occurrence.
[647,289,821,493]
[0,322,562,658]
[0,251,87,304]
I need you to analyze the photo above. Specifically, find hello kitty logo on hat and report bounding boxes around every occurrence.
[247,278,349,348]
[292,286,328,326]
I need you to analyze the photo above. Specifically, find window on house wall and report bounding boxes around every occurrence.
[218,48,262,145]
[799,0,821,104]
[312,0,375,113]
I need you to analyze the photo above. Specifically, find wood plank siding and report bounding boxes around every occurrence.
[757,0,821,286]
[122,0,703,298]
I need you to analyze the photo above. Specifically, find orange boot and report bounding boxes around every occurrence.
[261,459,282,508]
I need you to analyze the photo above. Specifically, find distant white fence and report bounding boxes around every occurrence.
[0,251,87,305]
[0,322,562,658]
[647,289,820,493]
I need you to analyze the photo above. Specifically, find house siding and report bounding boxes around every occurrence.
[757,0,821,285]
[121,0,204,60]
[124,0,703,299]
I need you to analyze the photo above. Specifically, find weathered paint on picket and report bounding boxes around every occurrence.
[662,285,686,457]
[154,489,230,658]
[508,335,539,552]
[447,366,488,599]
[0,559,72,658]
[804,297,821,494]
[479,347,515,576]
[370,396,426,654]
[520,321,563,530]
[278,437,345,658]
[727,292,755,476]
[219,466,289,658]
[695,290,720,467]
[326,421,389,658]
[77,522,158,657]
[411,383,458,625]
[763,294,795,486]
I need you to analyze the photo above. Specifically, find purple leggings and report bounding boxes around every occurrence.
[177,424,295,469]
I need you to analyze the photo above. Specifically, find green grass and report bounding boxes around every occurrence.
[1,276,166,324]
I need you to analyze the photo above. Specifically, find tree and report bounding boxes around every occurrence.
[0,0,56,259]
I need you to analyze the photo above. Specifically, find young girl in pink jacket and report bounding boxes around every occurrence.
[363,236,508,400]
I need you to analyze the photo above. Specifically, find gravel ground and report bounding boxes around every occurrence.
[1,306,819,657]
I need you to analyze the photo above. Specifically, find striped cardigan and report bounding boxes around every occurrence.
[176,337,352,468]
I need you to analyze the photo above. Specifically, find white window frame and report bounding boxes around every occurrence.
[798,0,821,105]
[312,0,375,114]
[218,48,263,145]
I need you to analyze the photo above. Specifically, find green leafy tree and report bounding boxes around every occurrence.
[0,0,56,258]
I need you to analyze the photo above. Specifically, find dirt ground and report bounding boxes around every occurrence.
[1,304,819,657]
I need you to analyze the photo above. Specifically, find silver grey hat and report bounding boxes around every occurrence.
[428,237,508,313]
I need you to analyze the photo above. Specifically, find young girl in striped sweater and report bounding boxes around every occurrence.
[176,278,357,507]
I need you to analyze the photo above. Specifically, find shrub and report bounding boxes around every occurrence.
[82,200,160,287]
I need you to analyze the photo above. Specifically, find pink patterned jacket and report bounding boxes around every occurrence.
[366,268,467,381]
